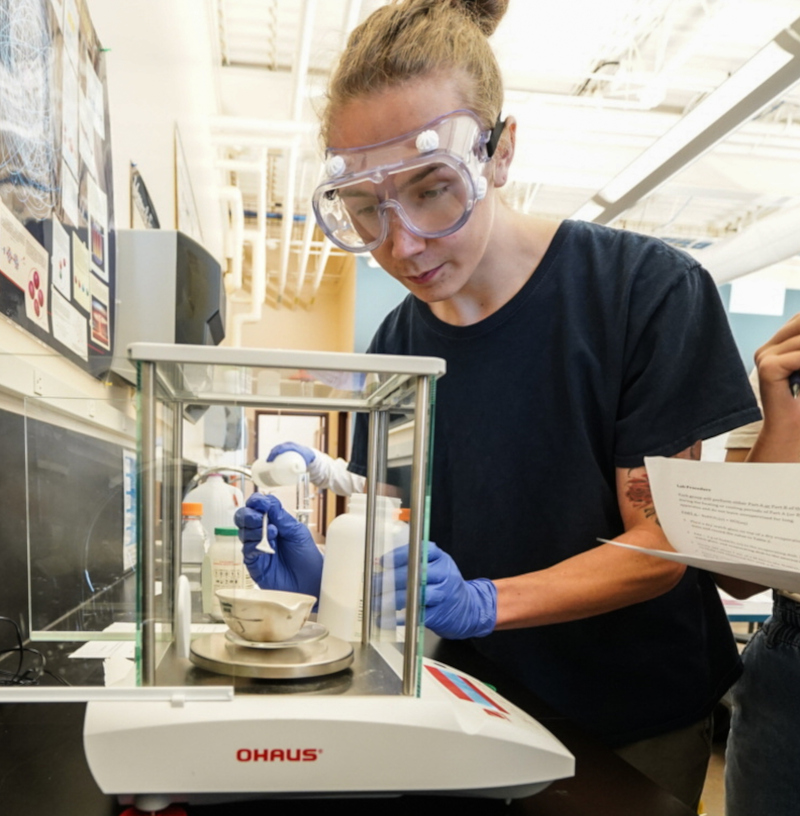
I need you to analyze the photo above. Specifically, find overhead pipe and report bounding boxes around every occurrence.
[293,194,316,307]
[292,0,363,308]
[306,235,334,307]
[213,0,230,67]
[210,133,302,150]
[343,0,362,42]
[688,203,800,284]
[231,147,268,345]
[292,162,325,305]
[216,156,264,296]
[217,158,264,173]
[291,0,317,123]
[275,0,317,305]
[217,185,244,291]
[278,143,298,306]
[210,116,316,137]
[213,0,321,312]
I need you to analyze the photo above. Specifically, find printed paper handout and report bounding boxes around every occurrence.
[605,457,800,593]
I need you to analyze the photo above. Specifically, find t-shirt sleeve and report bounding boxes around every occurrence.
[613,260,761,468]
[347,331,382,478]
[725,367,763,450]
[348,411,369,477]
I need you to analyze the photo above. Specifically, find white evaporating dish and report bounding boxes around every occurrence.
[216,588,316,642]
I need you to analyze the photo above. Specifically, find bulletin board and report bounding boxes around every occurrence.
[0,0,115,377]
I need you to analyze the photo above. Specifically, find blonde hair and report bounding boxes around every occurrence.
[322,0,509,143]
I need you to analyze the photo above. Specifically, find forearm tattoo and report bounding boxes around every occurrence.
[623,444,699,526]
[625,470,660,524]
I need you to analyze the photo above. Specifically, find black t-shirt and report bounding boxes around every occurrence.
[350,220,761,746]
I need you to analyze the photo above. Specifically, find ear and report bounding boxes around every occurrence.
[492,116,516,189]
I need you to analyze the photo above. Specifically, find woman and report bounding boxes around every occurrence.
[236,1,760,807]
[721,313,800,816]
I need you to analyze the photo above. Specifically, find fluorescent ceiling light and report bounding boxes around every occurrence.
[571,17,800,224]
[571,201,605,222]
[600,42,793,202]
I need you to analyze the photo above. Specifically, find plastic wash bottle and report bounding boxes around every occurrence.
[184,474,244,543]
[317,494,408,641]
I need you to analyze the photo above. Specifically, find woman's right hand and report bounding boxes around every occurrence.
[234,494,323,598]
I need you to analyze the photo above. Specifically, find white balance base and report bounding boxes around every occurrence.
[84,656,574,804]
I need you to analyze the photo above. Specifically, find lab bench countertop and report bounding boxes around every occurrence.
[0,639,697,816]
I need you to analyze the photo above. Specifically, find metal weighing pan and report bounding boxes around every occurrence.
[190,632,354,680]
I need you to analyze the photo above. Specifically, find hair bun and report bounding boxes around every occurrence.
[449,0,509,36]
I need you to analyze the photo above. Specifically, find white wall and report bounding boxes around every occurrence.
[1,0,355,449]
[86,0,223,260]
[237,256,357,352]
[0,314,135,444]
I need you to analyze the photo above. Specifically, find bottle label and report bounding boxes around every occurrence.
[213,562,254,589]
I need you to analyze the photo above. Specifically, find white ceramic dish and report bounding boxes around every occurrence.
[224,621,328,650]
[216,588,316,642]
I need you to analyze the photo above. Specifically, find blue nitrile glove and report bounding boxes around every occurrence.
[267,442,316,466]
[390,542,497,639]
[233,493,323,598]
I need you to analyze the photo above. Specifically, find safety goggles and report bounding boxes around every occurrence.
[312,110,505,253]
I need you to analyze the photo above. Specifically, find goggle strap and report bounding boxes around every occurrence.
[486,115,506,158]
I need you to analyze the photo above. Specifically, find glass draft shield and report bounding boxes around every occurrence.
[313,110,503,253]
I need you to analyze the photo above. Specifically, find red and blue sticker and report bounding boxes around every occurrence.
[426,664,510,720]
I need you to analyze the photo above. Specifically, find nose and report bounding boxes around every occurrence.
[385,209,426,260]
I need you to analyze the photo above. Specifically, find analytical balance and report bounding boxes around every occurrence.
[17,343,574,810]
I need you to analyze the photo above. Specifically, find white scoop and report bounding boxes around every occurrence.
[248,451,309,554]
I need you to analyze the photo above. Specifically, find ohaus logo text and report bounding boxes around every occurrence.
[236,748,322,762]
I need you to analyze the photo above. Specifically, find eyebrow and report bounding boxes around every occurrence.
[397,164,445,192]
[337,163,445,200]
[338,188,376,200]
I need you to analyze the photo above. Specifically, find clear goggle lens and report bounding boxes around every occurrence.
[317,157,474,252]
[312,111,495,253]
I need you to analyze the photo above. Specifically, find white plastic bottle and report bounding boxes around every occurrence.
[184,474,244,543]
[202,526,254,621]
[181,502,208,589]
[250,451,307,488]
[317,495,408,641]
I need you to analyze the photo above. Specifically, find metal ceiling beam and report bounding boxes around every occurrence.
[574,16,800,225]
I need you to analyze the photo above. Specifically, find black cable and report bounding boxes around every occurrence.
[0,616,71,686]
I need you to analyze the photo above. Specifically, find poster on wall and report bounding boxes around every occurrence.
[0,0,115,377]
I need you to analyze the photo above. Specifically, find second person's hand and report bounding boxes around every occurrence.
[267,441,316,465]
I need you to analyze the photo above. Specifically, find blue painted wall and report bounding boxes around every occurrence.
[353,256,408,352]
[719,285,800,373]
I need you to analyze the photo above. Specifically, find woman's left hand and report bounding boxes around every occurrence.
[388,542,497,639]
